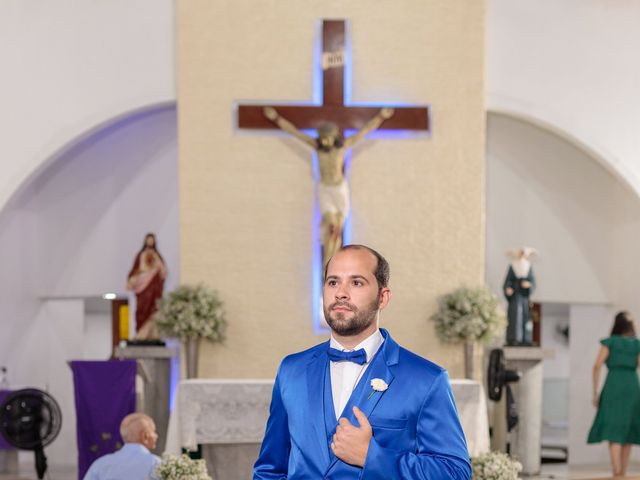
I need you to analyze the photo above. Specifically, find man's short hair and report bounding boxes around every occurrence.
[120,413,154,443]
[324,244,390,289]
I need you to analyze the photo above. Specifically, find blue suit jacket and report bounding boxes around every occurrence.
[254,329,472,479]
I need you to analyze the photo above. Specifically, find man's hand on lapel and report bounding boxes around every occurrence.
[331,406,372,467]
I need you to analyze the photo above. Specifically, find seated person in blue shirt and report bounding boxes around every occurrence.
[83,413,161,480]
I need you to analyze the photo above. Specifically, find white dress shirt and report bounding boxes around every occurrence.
[329,329,384,419]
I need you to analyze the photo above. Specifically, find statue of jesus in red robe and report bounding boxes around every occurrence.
[126,233,167,339]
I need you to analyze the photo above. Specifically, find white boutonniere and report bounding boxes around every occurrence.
[368,378,388,400]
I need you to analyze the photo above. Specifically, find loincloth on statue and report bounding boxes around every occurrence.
[317,179,350,216]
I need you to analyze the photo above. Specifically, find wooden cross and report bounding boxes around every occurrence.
[238,20,430,133]
[237,19,430,332]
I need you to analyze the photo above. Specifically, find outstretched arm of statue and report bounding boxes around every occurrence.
[263,107,316,148]
[344,107,394,148]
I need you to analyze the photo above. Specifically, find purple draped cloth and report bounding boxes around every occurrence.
[0,390,15,450]
[71,360,136,480]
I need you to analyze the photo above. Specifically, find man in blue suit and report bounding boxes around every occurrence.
[254,245,472,479]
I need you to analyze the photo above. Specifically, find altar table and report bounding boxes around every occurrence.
[166,378,489,479]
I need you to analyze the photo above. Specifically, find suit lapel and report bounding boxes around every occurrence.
[349,349,395,420]
[324,329,400,475]
[306,346,331,468]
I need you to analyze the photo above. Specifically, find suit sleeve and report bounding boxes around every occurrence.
[253,364,291,480]
[361,370,472,480]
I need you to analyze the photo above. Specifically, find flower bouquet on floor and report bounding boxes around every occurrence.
[472,451,522,480]
[155,453,213,480]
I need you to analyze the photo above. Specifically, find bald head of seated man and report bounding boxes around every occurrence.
[83,413,161,480]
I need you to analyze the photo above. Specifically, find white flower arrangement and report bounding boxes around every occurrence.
[472,451,522,480]
[367,378,388,399]
[155,283,226,342]
[430,286,506,344]
[155,453,213,480]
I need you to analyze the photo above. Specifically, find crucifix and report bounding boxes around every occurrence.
[237,19,430,330]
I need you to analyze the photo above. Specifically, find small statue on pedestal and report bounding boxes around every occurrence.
[126,233,167,340]
[503,247,537,346]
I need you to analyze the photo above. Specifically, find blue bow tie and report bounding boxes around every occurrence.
[328,347,367,365]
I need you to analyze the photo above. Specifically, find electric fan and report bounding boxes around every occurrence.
[487,348,521,431]
[0,388,62,479]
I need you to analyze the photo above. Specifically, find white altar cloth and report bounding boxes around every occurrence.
[166,378,489,457]
[450,379,490,456]
[166,379,273,452]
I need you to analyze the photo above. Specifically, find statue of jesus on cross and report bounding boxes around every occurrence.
[237,19,429,331]
[263,106,394,266]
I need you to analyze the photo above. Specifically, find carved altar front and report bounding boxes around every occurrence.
[166,378,489,480]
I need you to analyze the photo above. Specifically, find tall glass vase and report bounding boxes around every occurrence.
[463,341,475,379]
[184,337,201,379]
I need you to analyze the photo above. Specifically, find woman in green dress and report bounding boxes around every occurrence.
[588,311,640,477]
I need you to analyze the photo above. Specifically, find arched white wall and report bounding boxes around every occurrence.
[487,0,640,198]
[0,0,175,214]
[0,105,178,467]
[487,112,640,466]
[486,112,640,309]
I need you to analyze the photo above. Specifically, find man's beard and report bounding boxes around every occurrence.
[323,297,380,337]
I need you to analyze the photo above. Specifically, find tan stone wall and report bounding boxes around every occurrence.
[178,0,486,378]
